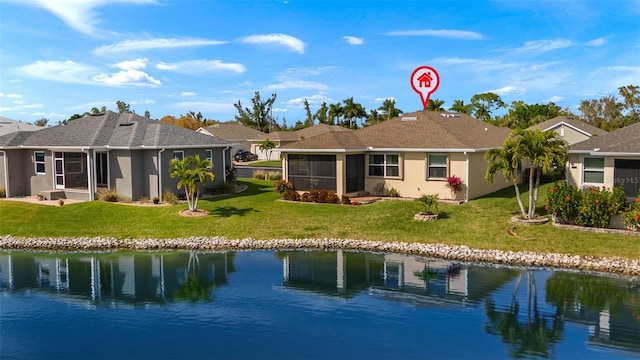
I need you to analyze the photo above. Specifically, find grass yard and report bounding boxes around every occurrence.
[250,160,282,167]
[0,179,638,260]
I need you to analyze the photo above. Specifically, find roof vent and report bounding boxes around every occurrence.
[440,113,460,118]
[119,122,135,127]
[401,116,417,121]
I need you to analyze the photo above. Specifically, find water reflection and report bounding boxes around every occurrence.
[1,250,638,358]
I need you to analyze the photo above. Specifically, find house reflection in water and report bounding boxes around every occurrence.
[0,252,234,306]
[278,250,517,305]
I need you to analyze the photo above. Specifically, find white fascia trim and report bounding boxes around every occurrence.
[544,122,593,137]
[569,150,640,157]
[279,148,368,153]
[367,148,478,153]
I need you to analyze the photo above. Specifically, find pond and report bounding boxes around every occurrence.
[1,250,639,359]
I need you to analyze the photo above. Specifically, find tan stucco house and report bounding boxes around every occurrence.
[196,122,265,154]
[528,116,607,145]
[278,111,512,201]
[567,121,640,201]
[248,124,351,160]
[0,111,234,201]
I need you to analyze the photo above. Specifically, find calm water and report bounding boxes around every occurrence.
[1,250,639,359]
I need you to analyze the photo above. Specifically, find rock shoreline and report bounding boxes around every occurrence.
[1,235,638,276]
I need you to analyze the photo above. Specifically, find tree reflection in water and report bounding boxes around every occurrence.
[173,252,216,303]
[485,270,564,359]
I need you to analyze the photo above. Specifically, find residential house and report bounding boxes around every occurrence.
[278,110,512,200]
[567,121,640,200]
[0,116,41,136]
[527,116,607,145]
[0,111,234,201]
[249,124,351,160]
[196,122,265,154]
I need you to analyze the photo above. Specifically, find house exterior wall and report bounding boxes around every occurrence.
[112,150,134,198]
[4,149,37,197]
[466,151,509,199]
[567,154,640,191]
[552,125,591,145]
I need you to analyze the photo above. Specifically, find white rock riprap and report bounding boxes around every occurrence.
[1,235,638,276]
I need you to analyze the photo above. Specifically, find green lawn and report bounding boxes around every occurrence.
[1,179,638,260]
[249,160,282,167]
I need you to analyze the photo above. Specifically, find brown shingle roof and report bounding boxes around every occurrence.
[528,116,607,136]
[569,122,640,154]
[280,110,511,152]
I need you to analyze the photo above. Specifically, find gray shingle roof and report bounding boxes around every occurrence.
[202,122,265,140]
[569,121,640,154]
[528,116,608,136]
[0,117,40,136]
[0,111,233,149]
[280,110,511,152]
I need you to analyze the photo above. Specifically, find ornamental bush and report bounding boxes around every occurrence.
[274,180,294,195]
[622,197,640,231]
[446,175,464,199]
[576,186,614,228]
[546,182,582,224]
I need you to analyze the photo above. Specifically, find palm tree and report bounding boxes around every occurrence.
[378,98,403,121]
[449,99,471,114]
[168,155,215,212]
[427,99,446,111]
[486,129,567,219]
[342,97,367,129]
[258,138,277,161]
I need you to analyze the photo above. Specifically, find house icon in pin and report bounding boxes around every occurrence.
[417,72,433,88]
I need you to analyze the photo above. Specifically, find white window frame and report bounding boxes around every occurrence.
[35,151,45,175]
[583,157,604,184]
[427,154,448,180]
[205,149,213,168]
[173,151,184,161]
[368,153,400,178]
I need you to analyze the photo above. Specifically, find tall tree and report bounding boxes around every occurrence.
[426,99,445,111]
[364,109,383,127]
[470,92,506,121]
[314,101,329,124]
[303,99,314,127]
[116,100,134,114]
[144,110,151,118]
[234,91,277,133]
[618,85,640,121]
[34,118,49,127]
[342,97,366,129]
[449,99,471,114]
[168,155,214,212]
[258,138,277,161]
[378,98,403,121]
[90,106,107,114]
[497,101,562,129]
[328,102,343,126]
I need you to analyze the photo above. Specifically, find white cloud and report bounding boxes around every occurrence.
[94,38,227,54]
[343,36,364,45]
[12,0,157,37]
[543,96,564,103]
[130,99,155,105]
[384,29,484,40]
[0,93,23,98]
[181,92,197,97]
[19,60,98,85]
[156,60,246,74]
[114,58,148,70]
[489,86,525,95]
[373,97,396,103]
[585,37,606,47]
[93,69,161,87]
[239,33,306,54]
[266,80,328,91]
[512,39,573,53]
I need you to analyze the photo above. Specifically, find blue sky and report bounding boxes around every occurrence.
[1,0,638,125]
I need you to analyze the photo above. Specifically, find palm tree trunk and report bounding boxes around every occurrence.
[512,180,527,218]
[528,166,535,219]
[530,167,542,219]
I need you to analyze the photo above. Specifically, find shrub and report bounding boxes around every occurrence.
[274,180,294,195]
[253,169,268,180]
[225,166,237,183]
[387,188,399,197]
[416,194,439,215]
[308,189,320,203]
[301,192,313,202]
[152,196,160,204]
[268,171,282,180]
[546,182,582,224]
[282,190,301,202]
[446,175,464,199]
[138,196,150,204]
[97,188,120,202]
[0,187,5,198]
[622,197,640,231]
[576,186,617,228]
[162,190,179,205]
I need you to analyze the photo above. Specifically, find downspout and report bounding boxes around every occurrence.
[83,149,94,201]
[158,148,165,202]
[222,146,230,183]
[0,150,8,198]
[464,151,470,202]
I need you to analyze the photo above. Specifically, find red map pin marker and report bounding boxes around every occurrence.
[411,66,440,110]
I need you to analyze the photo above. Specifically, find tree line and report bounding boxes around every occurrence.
[36,85,638,133]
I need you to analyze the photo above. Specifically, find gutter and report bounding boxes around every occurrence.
[222,146,230,183]
[464,151,470,202]
[158,148,165,202]
[0,150,8,198]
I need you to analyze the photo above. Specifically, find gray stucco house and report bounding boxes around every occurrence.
[0,111,234,201]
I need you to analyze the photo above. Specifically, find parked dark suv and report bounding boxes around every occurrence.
[234,150,258,162]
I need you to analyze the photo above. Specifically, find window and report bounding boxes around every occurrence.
[288,154,336,191]
[584,157,604,183]
[64,153,83,174]
[173,151,184,161]
[35,151,45,174]
[428,154,448,179]
[205,150,213,168]
[368,154,399,177]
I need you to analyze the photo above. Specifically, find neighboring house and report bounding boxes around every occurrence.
[567,121,640,201]
[0,111,234,201]
[0,116,41,136]
[527,116,607,145]
[249,124,351,160]
[278,111,512,200]
[196,122,265,154]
